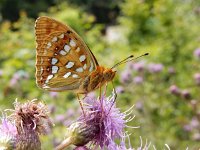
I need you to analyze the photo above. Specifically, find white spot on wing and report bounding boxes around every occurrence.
[75,47,80,53]
[83,64,87,70]
[59,50,67,55]
[40,67,43,75]
[89,62,94,72]
[66,61,74,69]
[45,74,53,83]
[72,74,79,78]
[64,45,71,52]
[70,39,76,47]
[44,49,47,55]
[40,58,44,64]
[59,33,64,39]
[47,42,51,48]
[52,66,59,74]
[63,72,71,78]
[52,37,58,42]
[76,67,83,72]
[51,58,58,65]
[79,55,86,62]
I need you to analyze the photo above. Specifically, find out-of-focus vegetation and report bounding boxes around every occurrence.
[0,0,200,149]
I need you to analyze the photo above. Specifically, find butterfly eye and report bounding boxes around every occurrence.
[67,30,72,34]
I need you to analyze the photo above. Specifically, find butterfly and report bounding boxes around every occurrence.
[35,16,148,96]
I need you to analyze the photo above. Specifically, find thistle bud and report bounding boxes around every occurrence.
[66,121,100,146]
[56,121,100,150]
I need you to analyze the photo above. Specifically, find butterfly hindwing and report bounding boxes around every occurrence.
[35,16,98,91]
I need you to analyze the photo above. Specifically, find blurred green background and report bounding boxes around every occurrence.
[0,0,200,149]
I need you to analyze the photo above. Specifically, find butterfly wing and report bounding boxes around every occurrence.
[35,16,98,91]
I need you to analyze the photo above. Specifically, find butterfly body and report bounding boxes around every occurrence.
[78,66,116,94]
[35,16,116,94]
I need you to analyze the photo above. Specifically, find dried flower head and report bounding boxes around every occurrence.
[9,99,52,150]
[11,99,52,135]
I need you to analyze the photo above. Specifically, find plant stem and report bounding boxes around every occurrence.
[55,137,73,150]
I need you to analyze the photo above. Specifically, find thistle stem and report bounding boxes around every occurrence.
[55,137,73,150]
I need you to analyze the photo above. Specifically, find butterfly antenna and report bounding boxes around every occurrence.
[111,53,149,69]
[111,55,134,69]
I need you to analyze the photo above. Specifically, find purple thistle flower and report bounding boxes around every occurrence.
[133,76,143,84]
[54,114,66,124]
[135,100,143,111]
[181,89,191,99]
[116,86,125,94]
[147,63,163,73]
[0,117,17,150]
[193,48,200,58]
[130,61,146,72]
[82,92,129,148]
[190,117,199,128]
[194,73,200,85]
[169,85,180,95]
[0,69,3,77]
[56,92,135,149]
[120,70,132,83]
[168,67,176,74]
[183,124,192,132]
[107,134,152,150]
[49,92,59,99]
[74,146,90,150]
[0,118,17,136]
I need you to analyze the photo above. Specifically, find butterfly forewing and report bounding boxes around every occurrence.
[35,17,98,91]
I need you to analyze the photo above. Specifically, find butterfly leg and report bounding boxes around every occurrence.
[107,81,117,115]
[98,85,106,115]
[99,85,102,101]
[103,82,108,97]
[77,94,86,118]
[112,81,117,101]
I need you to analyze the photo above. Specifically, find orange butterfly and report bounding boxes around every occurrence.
[35,16,148,98]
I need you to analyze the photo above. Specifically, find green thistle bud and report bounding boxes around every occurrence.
[67,121,100,146]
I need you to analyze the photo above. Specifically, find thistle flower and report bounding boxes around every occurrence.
[10,99,52,150]
[116,86,125,94]
[9,70,29,86]
[193,48,200,58]
[49,92,58,99]
[56,91,136,150]
[120,70,132,83]
[181,89,191,99]
[130,61,145,72]
[169,85,180,95]
[74,146,90,150]
[0,69,3,77]
[193,73,200,85]
[147,63,163,73]
[0,117,17,150]
[133,76,143,84]
[168,67,176,74]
